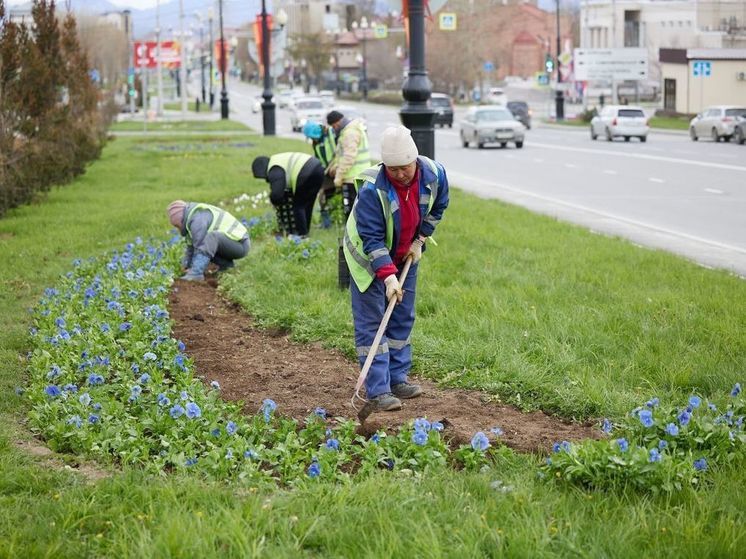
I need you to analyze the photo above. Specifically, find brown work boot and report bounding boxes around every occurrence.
[391,382,422,399]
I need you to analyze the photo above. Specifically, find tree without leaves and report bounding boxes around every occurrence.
[286,33,333,91]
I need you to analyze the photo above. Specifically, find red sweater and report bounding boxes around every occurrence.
[375,167,421,280]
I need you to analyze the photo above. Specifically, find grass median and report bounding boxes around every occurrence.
[0,120,744,556]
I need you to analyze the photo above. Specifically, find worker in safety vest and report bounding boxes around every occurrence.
[343,126,449,412]
[251,152,325,236]
[302,121,337,228]
[167,200,250,281]
[326,110,370,219]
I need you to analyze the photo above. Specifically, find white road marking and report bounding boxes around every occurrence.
[529,141,746,172]
[649,177,665,183]
[704,188,724,194]
[448,170,746,256]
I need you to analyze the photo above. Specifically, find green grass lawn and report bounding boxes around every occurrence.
[1,122,744,556]
[109,119,250,132]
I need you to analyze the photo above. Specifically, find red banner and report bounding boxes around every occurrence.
[214,39,228,75]
[134,41,181,69]
[253,14,273,71]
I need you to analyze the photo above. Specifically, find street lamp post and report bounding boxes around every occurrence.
[218,0,229,119]
[555,0,565,121]
[260,0,274,134]
[400,0,435,158]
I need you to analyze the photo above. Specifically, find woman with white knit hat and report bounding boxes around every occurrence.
[343,126,450,414]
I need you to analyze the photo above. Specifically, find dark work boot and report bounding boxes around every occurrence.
[391,382,423,399]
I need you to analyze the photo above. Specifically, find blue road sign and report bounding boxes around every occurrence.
[483,61,494,72]
[693,61,711,77]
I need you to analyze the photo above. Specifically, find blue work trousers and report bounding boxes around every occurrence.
[351,262,418,399]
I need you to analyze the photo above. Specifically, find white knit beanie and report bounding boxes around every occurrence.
[381,126,418,166]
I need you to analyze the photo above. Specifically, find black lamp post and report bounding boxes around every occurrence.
[555,0,565,121]
[400,0,435,158]
[218,0,229,119]
[208,8,214,108]
[353,17,369,101]
[198,23,206,103]
[260,0,275,135]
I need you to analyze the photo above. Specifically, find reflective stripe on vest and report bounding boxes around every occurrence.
[186,203,248,243]
[313,131,337,168]
[268,152,312,192]
[343,157,440,292]
[338,120,370,182]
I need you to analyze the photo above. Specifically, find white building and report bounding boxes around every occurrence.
[581,0,746,80]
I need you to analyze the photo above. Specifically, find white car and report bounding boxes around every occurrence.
[590,105,649,142]
[318,90,336,108]
[689,106,746,142]
[460,106,525,149]
[276,90,293,108]
[484,87,508,106]
[289,97,325,132]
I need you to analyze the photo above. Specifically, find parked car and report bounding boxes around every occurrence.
[590,105,649,142]
[733,117,746,145]
[289,97,325,132]
[460,106,525,149]
[484,87,508,106]
[688,106,746,142]
[430,93,454,127]
[276,90,293,108]
[318,90,336,108]
[506,100,531,129]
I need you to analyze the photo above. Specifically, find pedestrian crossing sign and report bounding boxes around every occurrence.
[692,61,711,77]
[439,12,457,31]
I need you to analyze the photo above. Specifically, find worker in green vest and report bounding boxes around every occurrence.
[167,200,250,281]
[302,121,337,229]
[251,152,325,236]
[326,110,370,219]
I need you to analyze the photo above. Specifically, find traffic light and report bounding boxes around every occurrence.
[545,54,554,74]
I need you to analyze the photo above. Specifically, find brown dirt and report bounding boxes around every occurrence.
[14,439,111,483]
[169,280,600,454]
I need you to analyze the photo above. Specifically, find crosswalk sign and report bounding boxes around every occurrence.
[439,12,457,31]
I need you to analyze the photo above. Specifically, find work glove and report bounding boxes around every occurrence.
[384,274,403,303]
[180,252,210,281]
[406,236,426,264]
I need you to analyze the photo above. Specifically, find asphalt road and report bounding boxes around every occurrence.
[227,81,746,277]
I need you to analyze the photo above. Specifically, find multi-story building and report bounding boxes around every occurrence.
[580,0,746,80]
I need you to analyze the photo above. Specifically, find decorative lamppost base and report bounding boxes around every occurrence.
[262,99,276,136]
[221,92,229,119]
[555,90,565,121]
[400,103,435,159]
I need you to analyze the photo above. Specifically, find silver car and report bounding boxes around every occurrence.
[289,97,325,132]
[689,106,746,142]
[460,106,525,149]
[590,105,649,142]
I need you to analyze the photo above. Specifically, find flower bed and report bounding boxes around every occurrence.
[22,236,745,491]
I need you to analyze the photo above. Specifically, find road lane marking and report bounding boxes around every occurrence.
[448,170,746,257]
[704,188,724,194]
[649,177,665,183]
[529,141,746,172]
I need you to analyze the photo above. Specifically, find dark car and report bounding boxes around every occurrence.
[507,100,531,129]
[430,93,454,127]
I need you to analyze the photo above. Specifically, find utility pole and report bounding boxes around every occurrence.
[555,0,565,121]
[178,0,187,117]
[156,0,163,116]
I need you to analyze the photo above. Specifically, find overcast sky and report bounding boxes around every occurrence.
[6,0,161,8]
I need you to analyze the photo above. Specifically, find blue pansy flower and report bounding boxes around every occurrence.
[471,431,490,452]
[616,438,629,452]
[432,422,445,432]
[649,448,661,463]
[88,414,100,424]
[307,461,321,478]
[55,317,66,328]
[731,383,741,397]
[646,397,660,408]
[678,410,691,426]
[143,351,157,361]
[601,418,613,434]
[185,457,198,466]
[130,385,142,397]
[693,458,708,471]
[79,392,92,406]
[131,363,140,374]
[45,385,62,398]
[226,421,238,435]
[244,449,258,460]
[139,373,151,384]
[99,323,110,333]
[639,409,654,428]
[665,423,679,436]
[67,415,82,428]
[62,384,78,393]
[325,438,340,451]
[371,433,381,443]
[262,399,277,422]
[47,365,62,379]
[178,340,186,351]
[180,390,189,401]
[185,402,201,419]
[412,430,428,446]
[490,426,504,437]
[314,407,326,419]
[658,439,668,449]
[209,380,220,390]
[225,449,234,460]
[689,395,701,408]
[708,403,718,412]
[211,428,221,437]
[170,404,185,419]
[119,322,132,332]
[87,373,104,386]
[413,418,431,432]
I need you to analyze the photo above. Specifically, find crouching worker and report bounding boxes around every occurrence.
[251,152,325,236]
[343,126,449,413]
[167,200,250,281]
[303,121,337,228]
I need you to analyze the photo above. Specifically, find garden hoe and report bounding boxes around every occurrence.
[353,256,413,423]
